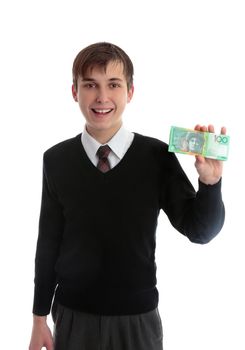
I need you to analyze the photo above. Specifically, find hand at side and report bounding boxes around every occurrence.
[29,315,54,350]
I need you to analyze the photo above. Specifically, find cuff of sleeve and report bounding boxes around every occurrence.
[198,177,222,191]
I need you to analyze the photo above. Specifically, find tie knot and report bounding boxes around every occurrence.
[97,145,111,160]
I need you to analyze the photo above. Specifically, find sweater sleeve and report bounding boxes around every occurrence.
[32,154,64,316]
[160,153,225,244]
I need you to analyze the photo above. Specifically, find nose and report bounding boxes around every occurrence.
[96,87,109,103]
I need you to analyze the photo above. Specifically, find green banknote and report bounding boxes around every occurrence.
[168,126,230,160]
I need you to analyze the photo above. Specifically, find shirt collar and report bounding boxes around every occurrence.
[81,128,101,161]
[107,126,131,159]
[81,126,132,160]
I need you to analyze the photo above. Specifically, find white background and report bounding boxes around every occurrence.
[1,0,244,349]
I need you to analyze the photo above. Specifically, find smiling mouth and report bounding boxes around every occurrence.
[91,108,113,115]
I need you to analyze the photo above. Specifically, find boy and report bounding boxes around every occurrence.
[29,42,225,350]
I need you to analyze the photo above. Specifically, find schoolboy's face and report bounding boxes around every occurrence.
[72,61,134,143]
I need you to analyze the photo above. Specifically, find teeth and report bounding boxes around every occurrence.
[93,109,112,114]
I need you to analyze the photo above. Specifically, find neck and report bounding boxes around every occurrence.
[86,124,122,144]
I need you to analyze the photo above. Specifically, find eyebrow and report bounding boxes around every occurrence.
[81,77,124,82]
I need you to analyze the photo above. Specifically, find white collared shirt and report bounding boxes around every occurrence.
[81,126,134,168]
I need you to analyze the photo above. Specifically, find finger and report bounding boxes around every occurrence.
[208,124,215,133]
[194,124,207,132]
[221,126,226,135]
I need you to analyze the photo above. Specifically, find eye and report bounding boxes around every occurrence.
[84,83,96,89]
[109,83,121,89]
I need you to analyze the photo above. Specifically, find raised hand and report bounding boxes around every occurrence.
[194,124,226,185]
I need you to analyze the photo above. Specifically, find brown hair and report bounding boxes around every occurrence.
[72,42,134,91]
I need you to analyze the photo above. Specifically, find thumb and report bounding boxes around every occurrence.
[46,338,54,350]
[195,155,205,164]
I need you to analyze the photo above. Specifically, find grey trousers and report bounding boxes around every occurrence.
[52,303,163,350]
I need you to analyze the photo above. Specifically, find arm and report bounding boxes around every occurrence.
[33,156,64,315]
[161,125,226,243]
[30,154,64,348]
[29,315,53,350]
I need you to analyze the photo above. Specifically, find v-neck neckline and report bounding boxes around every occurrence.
[75,132,139,176]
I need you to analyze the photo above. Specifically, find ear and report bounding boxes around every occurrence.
[72,84,78,102]
[127,85,134,103]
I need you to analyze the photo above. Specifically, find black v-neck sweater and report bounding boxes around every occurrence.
[33,133,224,316]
